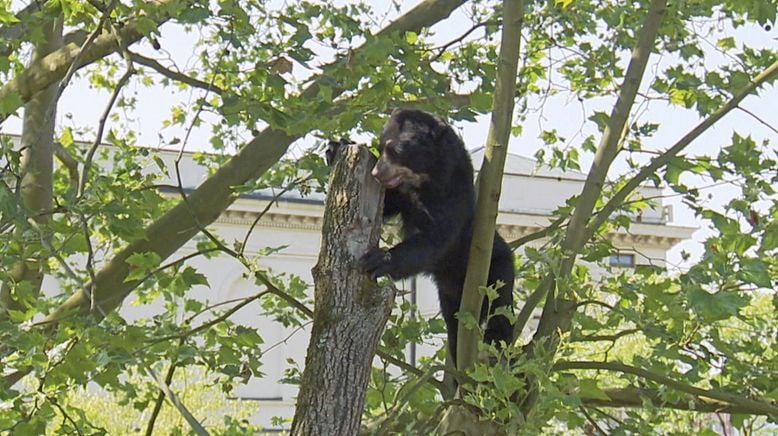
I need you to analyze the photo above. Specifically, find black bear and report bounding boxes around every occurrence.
[328,108,514,361]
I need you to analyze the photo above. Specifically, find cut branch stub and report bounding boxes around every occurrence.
[291,144,395,436]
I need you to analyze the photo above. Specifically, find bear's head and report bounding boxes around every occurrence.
[371,109,452,189]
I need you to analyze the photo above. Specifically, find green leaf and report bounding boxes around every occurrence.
[0,8,19,24]
[703,210,739,235]
[181,266,210,287]
[0,90,23,115]
[739,258,772,288]
[60,127,75,148]
[470,91,493,112]
[179,7,210,24]
[588,112,609,131]
[124,251,162,282]
[578,379,610,401]
[716,37,736,50]
[687,288,747,322]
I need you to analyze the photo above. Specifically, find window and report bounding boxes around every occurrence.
[609,253,635,268]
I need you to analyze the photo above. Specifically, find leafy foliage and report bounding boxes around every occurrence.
[0,0,776,434]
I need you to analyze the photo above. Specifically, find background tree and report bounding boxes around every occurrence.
[0,0,776,434]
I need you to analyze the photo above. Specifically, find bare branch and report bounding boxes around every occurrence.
[144,360,178,436]
[736,105,778,136]
[140,363,208,436]
[54,0,119,104]
[431,20,498,61]
[78,60,135,198]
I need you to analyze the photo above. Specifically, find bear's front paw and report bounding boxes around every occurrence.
[360,248,393,278]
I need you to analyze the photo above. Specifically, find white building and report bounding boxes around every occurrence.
[135,146,694,428]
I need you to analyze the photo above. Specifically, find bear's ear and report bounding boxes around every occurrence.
[430,115,452,141]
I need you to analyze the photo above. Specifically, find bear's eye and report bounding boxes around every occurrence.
[383,146,400,160]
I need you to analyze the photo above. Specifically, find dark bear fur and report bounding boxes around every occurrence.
[330,108,514,361]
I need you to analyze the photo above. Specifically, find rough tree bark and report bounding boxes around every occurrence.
[290,144,395,435]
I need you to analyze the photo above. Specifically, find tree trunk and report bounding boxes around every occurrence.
[0,13,62,317]
[290,144,395,435]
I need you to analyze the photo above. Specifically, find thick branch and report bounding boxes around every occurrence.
[582,387,778,416]
[457,0,525,371]
[554,361,778,417]
[560,0,667,255]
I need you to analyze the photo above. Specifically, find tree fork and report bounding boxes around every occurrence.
[290,144,395,435]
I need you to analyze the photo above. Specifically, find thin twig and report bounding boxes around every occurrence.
[239,175,312,256]
[570,328,640,343]
[736,105,778,136]
[579,406,608,435]
[78,62,135,198]
[508,216,566,249]
[140,363,209,436]
[79,213,102,315]
[431,20,499,61]
[144,355,180,436]
[129,51,226,95]
[148,290,269,344]
[375,367,444,436]
[54,0,118,103]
